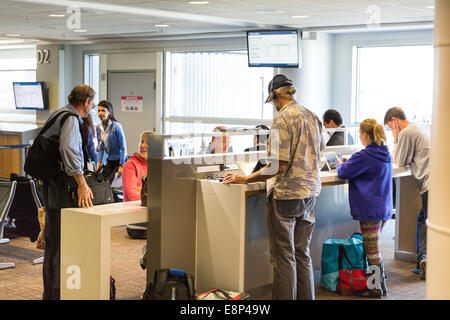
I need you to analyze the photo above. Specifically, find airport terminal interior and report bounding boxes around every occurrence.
[0,0,448,300]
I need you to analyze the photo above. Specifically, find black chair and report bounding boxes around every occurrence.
[0,180,17,270]
[8,175,44,265]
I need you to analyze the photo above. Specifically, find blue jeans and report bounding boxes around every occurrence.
[266,194,316,300]
[415,191,428,266]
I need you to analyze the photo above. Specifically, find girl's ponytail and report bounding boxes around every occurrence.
[360,119,386,146]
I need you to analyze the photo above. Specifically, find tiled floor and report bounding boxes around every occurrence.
[0,219,425,300]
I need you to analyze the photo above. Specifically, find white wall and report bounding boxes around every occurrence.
[107,52,157,70]
[332,29,433,125]
[280,32,335,121]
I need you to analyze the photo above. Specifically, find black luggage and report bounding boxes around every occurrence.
[143,268,195,300]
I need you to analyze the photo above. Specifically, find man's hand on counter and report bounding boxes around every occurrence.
[223,173,247,184]
[223,161,288,184]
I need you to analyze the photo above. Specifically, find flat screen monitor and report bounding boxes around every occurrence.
[13,82,49,110]
[324,152,339,171]
[247,30,299,67]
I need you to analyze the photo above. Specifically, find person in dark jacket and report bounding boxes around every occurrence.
[336,118,392,298]
[244,124,270,152]
[323,109,354,146]
[80,113,97,164]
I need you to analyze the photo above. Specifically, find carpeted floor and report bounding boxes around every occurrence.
[0,219,425,300]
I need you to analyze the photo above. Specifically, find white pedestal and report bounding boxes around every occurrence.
[60,201,147,300]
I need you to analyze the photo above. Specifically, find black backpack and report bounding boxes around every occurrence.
[24,111,80,181]
[143,268,195,300]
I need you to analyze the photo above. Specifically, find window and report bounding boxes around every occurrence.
[164,50,274,134]
[0,46,37,121]
[84,54,100,102]
[84,54,101,125]
[354,45,434,125]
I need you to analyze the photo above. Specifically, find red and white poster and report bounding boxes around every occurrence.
[121,96,143,112]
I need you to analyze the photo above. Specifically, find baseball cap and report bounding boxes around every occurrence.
[265,74,293,103]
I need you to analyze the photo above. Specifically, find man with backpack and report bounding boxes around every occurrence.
[39,84,96,299]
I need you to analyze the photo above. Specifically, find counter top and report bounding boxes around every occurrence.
[61,200,145,217]
[200,165,411,192]
[0,122,41,133]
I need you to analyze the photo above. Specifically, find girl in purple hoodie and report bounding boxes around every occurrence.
[337,118,393,298]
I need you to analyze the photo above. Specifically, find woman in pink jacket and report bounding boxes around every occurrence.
[122,131,153,201]
[123,131,154,238]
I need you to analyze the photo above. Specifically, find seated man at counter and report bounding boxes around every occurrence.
[323,109,354,146]
[244,124,270,152]
[224,74,325,300]
[245,124,270,173]
[384,106,430,280]
[206,126,233,154]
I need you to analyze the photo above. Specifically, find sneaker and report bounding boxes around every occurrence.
[419,259,426,280]
[411,268,421,276]
[411,259,427,280]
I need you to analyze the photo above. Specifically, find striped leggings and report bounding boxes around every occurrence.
[359,220,386,266]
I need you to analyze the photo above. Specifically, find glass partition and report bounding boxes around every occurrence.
[154,128,270,160]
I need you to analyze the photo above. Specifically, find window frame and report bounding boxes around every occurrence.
[84,53,100,100]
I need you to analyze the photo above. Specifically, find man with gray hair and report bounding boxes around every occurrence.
[41,84,96,299]
[384,106,430,280]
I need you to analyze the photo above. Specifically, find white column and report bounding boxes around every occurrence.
[427,0,450,299]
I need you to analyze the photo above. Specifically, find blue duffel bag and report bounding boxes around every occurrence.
[320,233,368,292]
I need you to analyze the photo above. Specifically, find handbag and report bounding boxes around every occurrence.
[336,244,368,296]
[320,233,366,292]
[36,207,46,250]
[142,268,195,300]
[68,170,115,207]
[140,175,148,207]
[48,170,114,209]
[195,289,250,300]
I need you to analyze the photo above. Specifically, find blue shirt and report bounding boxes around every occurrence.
[336,142,393,221]
[96,121,127,165]
[41,104,84,176]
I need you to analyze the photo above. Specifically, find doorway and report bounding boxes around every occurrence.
[107,70,156,155]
